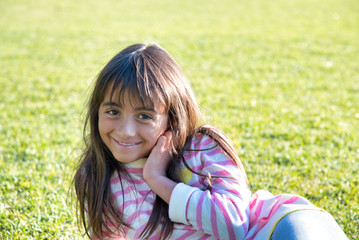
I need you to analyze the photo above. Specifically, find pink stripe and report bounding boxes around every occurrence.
[138,190,151,196]
[228,187,244,197]
[243,220,249,237]
[234,198,249,235]
[126,209,152,224]
[206,148,223,157]
[134,224,146,239]
[184,151,197,162]
[106,220,115,228]
[125,185,137,193]
[210,179,243,195]
[148,232,162,240]
[113,190,123,198]
[190,164,202,172]
[131,178,146,184]
[212,169,232,176]
[210,199,219,239]
[123,185,136,194]
[113,185,136,198]
[204,159,235,168]
[110,177,120,184]
[180,225,194,231]
[122,198,141,208]
[249,199,264,227]
[198,136,213,149]
[227,197,245,222]
[120,195,153,210]
[126,168,143,174]
[196,193,206,232]
[214,194,236,239]
[176,230,197,240]
[198,235,212,240]
[211,169,232,176]
[249,192,260,209]
[247,196,299,240]
[191,180,203,189]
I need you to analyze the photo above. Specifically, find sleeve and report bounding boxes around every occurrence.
[169,137,251,240]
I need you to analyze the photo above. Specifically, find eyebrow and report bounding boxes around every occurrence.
[102,101,121,107]
[101,101,157,113]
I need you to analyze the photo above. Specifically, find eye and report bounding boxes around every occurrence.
[106,109,119,116]
[138,113,152,120]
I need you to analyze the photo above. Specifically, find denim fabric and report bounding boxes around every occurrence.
[270,210,348,240]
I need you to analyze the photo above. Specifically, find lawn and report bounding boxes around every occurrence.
[0,0,358,239]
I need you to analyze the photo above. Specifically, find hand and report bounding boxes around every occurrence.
[143,130,173,180]
[143,130,176,204]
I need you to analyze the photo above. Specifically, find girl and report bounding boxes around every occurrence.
[73,43,348,240]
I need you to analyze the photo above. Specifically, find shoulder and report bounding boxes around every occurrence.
[186,132,218,151]
[183,132,237,171]
[183,133,225,163]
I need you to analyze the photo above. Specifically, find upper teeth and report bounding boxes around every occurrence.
[117,140,135,145]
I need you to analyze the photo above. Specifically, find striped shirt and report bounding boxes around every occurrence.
[105,133,319,239]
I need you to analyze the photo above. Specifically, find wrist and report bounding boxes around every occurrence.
[144,174,176,204]
[143,171,166,184]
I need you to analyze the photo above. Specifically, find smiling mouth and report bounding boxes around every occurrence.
[113,138,141,147]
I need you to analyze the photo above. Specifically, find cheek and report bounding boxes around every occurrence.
[143,122,167,142]
[98,116,110,139]
[152,118,169,139]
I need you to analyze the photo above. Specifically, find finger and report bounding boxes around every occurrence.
[158,131,172,145]
[156,135,167,148]
[162,130,173,139]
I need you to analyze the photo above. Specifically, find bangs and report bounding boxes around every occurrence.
[110,77,155,110]
[104,51,168,110]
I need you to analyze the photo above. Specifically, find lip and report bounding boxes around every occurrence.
[113,138,141,148]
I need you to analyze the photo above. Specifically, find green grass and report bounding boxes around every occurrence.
[0,0,358,239]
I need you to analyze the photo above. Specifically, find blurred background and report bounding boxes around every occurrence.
[0,0,358,238]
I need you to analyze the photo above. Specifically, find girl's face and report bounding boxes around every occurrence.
[98,87,169,164]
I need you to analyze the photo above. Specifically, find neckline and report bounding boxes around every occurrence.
[124,158,147,169]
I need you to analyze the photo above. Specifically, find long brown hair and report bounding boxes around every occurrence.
[73,43,247,239]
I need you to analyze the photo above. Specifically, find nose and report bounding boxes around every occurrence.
[116,117,136,138]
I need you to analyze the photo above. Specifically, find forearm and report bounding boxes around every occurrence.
[169,182,251,239]
[144,174,177,204]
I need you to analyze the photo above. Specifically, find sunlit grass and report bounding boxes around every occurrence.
[0,0,358,239]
